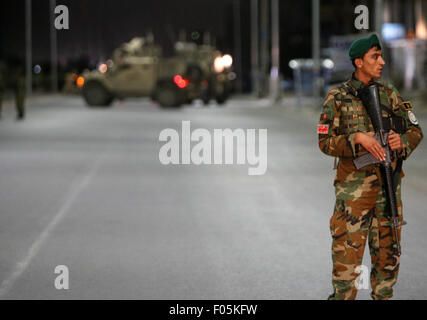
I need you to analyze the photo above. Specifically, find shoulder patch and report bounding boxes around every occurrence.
[408,110,419,125]
[403,101,412,110]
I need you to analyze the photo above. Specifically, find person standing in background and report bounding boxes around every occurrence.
[0,72,4,119]
[15,71,26,121]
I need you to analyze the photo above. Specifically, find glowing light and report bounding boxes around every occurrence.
[214,57,224,73]
[416,19,427,39]
[270,67,279,78]
[34,65,41,74]
[289,60,298,69]
[222,54,233,68]
[322,59,335,69]
[173,75,189,88]
[174,75,182,84]
[98,63,108,73]
[76,76,85,88]
[227,72,236,81]
[191,31,200,40]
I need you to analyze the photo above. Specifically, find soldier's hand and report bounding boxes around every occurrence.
[387,130,405,151]
[355,132,386,161]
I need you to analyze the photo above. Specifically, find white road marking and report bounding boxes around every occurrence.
[0,155,104,298]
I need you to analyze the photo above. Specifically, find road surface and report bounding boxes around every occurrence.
[0,94,426,299]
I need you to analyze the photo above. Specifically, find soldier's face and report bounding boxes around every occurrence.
[356,47,385,79]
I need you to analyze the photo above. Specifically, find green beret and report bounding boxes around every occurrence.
[349,34,380,60]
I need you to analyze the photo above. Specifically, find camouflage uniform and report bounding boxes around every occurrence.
[318,73,423,300]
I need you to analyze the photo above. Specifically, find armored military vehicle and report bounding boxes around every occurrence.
[80,37,232,108]
[174,41,232,105]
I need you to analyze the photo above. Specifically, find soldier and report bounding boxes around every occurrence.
[318,34,423,300]
[15,71,26,120]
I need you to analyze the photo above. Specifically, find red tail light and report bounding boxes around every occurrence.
[174,75,189,88]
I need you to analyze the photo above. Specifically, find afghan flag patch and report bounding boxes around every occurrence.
[403,102,412,110]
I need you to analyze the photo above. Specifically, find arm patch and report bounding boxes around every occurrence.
[317,124,329,134]
[403,102,412,110]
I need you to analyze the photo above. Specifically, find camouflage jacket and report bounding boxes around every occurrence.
[318,73,423,184]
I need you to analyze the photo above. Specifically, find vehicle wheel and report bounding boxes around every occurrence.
[202,96,210,105]
[200,86,211,106]
[82,81,113,107]
[215,94,228,105]
[156,83,183,108]
[214,83,230,105]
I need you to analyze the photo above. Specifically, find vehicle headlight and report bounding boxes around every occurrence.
[98,63,108,73]
[222,54,233,68]
[322,59,334,70]
[214,56,225,73]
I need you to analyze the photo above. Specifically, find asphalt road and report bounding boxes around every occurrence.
[0,94,426,300]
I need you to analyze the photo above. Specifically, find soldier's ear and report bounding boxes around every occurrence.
[355,57,363,69]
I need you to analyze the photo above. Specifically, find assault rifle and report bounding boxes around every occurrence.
[353,84,402,256]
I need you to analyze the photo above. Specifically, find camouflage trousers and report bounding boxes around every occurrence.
[328,167,403,300]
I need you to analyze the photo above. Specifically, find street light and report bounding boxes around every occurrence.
[50,0,58,92]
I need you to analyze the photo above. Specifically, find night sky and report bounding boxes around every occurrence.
[1,1,238,61]
[1,0,376,88]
